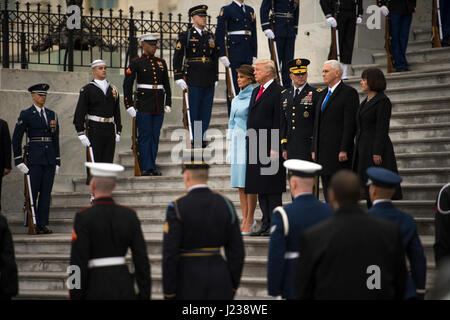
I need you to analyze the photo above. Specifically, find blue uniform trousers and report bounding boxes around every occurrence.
[389,13,412,71]
[29,164,55,226]
[188,86,215,145]
[441,0,450,45]
[137,113,164,171]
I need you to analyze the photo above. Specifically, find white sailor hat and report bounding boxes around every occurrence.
[90,59,106,68]
[85,162,124,177]
[284,159,322,178]
[139,33,159,44]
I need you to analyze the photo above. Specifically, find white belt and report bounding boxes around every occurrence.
[88,115,114,123]
[284,251,299,259]
[228,30,252,36]
[88,257,126,268]
[137,84,164,90]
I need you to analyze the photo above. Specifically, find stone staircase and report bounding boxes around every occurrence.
[3,27,449,299]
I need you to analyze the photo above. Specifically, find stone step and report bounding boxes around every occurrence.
[17,271,269,299]
[390,96,450,112]
[373,47,450,66]
[390,109,450,126]
[392,137,450,154]
[389,123,450,141]
[375,83,450,101]
[312,69,450,90]
[352,58,450,77]
[413,29,431,42]
[407,39,432,51]
[398,167,450,185]
[395,151,450,169]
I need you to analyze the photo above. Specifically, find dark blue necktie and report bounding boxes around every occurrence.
[321,90,332,112]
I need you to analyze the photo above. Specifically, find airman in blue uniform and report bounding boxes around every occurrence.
[267,159,333,299]
[366,166,427,300]
[215,0,257,115]
[260,0,299,88]
[12,83,60,234]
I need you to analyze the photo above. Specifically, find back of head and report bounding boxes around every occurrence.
[329,170,361,207]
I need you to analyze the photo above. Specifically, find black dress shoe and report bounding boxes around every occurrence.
[35,225,44,235]
[250,226,270,237]
[152,169,162,176]
[141,170,154,176]
[41,226,53,234]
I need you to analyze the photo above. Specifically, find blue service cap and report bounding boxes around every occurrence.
[28,83,50,95]
[366,167,402,188]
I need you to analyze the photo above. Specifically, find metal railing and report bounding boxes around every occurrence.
[0,1,216,73]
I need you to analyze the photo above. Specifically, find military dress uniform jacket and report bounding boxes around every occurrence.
[215,2,257,65]
[123,54,172,114]
[12,106,60,166]
[260,0,299,38]
[280,84,322,161]
[173,27,219,88]
[378,0,416,14]
[368,201,427,299]
[320,0,363,17]
[73,81,122,135]
[296,205,407,300]
[268,194,333,299]
[69,197,151,300]
[162,187,245,299]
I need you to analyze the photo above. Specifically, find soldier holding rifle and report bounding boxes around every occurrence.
[73,60,122,183]
[260,0,299,88]
[12,83,60,235]
[123,34,172,176]
[173,5,219,149]
[215,0,257,116]
[320,0,363,80]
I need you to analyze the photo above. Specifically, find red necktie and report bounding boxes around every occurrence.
[256,85,264,101]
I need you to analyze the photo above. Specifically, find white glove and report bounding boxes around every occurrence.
[164,106,171,113]
[356,16,363,25]
[17,163,29,174]
[253,57,257,64]
[219,56,230,68]
[55,165,60,175]
[175,79,188,90]
[115,134,120,142]
[264,29,275,39]
[380,5,389,17]
[78,134,91,147]
[326,17,337,28]
[126,107,137,118]
[215,81,219,88]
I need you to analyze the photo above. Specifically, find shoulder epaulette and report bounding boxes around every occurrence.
[316,88,323,92]
[281,89,287,93]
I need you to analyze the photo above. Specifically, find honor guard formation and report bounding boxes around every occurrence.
[1,0,450,302]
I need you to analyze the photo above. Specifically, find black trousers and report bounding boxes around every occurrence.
[328,11,357,64]
[0,175,3,212]
[86,122,116,184]
[258,193,282,229]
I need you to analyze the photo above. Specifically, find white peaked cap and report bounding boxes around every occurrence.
[283,159,322,177]
[139,33,159,42]
[85,162,124,177]
[90,59,106,68]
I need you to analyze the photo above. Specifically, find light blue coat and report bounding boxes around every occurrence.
[227,84,254,188]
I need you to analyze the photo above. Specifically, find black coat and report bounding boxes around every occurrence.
[0,215,18,299]
[245,81,286,194]
[295,205,407,300]
[378,0,416,14]
[280,83,322,161]
[162,187,245,299]
[69,197,151,300]
[312,81,358,176]
[352,92,402,199]
[0,119,11,175]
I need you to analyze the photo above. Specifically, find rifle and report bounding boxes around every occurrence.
[432,0,443,48]
[132,115,141,176]
[330,2,340,61]
[269,0,283,86]
[224,47,236,102]
[182,85,194,144]
[385,15,395,73]
[23,147,36,235]
[313,176,320,199]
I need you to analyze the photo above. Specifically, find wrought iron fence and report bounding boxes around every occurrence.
[0,1,216,73]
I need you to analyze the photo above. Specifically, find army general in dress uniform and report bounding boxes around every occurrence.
[268,159,333,299]
[260,0,300,88]
[173,5,219,148]
[123,33,172,176]
[215,0,257,115]
[69,162,151,300]
[73,60,122,183]
[366,167,426,300]
[12,83,60,234]
[281,59,322,162]
[162,151,245,299]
